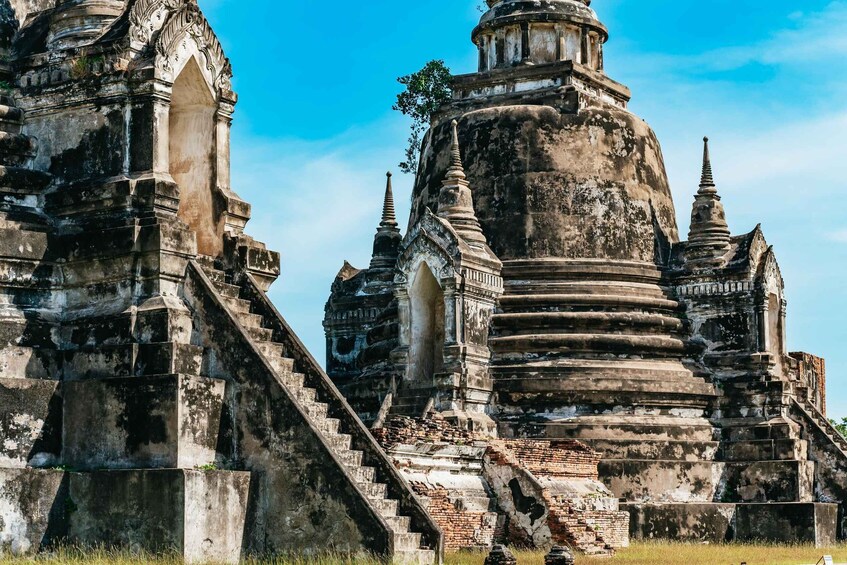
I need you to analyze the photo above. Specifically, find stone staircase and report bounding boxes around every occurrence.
[389,387,434,419]
[794,399,847,453]
[196,259,439,564]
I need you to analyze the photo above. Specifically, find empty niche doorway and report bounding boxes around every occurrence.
[169,57,222,256]
[408,263,446,385]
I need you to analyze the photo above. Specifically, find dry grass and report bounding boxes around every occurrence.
[449,543,847,565]
[1,543,845,564]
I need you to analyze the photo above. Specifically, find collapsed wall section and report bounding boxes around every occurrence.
[374,414,629,555]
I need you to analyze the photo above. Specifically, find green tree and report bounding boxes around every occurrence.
[393,60,453,175]
[830,417,847,438]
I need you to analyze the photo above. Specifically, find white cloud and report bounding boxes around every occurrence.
[828,230,847,243]
[617,2,847,75]
[702,112,847,188]
[229,120,414,358]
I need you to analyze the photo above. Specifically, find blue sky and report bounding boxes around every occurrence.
[197,0,847,417]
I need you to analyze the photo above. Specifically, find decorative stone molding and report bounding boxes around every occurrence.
[129,0,184,47]
[154,3,232,92]
[676,281,754,297]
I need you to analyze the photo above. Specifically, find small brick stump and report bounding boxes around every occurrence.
[484,544,517,565]
[545,545,575,565]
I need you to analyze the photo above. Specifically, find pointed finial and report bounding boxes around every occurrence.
[380,171,398,228]
[446,119,467,181]
[687,135,731,266]
[700,136,715,190]
[370,171,402,269]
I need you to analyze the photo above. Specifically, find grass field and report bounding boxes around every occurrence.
[1,543,845,565]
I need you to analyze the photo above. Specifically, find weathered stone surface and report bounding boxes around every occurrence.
[0,1,440,562]
[63,375,225,470]
[0,378,61,468]
[67,470,249,564]
[624,502,838,547]
[324,0,843,548]
[0,469,67,555]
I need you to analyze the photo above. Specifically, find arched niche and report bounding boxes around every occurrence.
[408,263,446,384]
[169,57,223,256]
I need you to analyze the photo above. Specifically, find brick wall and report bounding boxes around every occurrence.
[411,484,496,550]
[490,439,601,479]
[373,414,482,448]
[544,494,630,550]
[791,352,827,414]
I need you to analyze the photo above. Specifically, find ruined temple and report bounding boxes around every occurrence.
[0,1,443,562]
[326,0,847,548]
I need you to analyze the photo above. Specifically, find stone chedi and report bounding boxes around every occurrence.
[0,1,442,563]
[325,0,846,547]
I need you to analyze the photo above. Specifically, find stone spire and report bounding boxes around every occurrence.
[370,172,402,269]
[437,121,488,248]
[380,171,398,229]
[686,137,731,265]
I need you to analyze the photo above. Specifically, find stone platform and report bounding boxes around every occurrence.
[624,502,838,547]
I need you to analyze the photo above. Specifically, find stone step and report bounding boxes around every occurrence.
[494,311,686,336]
[392,549,436,565]
[502,281,671,299]
[213,281,242,299]
[581,438,720,461]
[237,312,265,329]
[492,358,697,380]
[267,355,296,374]
[390,397,431,410]
[496,374,714,395]
[385,515,411,532]
[326,432,352,451]
[491,332,688,356]
[302,400,328,420]
[721,438,808,462]
[393,549,436,565]
[393,532,423,551]
[245,325,273,343]
[294,386,317,404]
[348,465,375,483]
[338,449,364,467]
[222,296,251,314]
[720,421,795,441]
[204,268,227,284]
[371,497,399,517]
[318,417,340,435]
[361,482,387,498]
[256,342,285,358]
[280,372,305,389]
[535,418,717,443]
[498,293,680,313]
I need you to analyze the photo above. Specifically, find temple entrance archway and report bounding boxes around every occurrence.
[170,57,221,256]
[408,263,445,384]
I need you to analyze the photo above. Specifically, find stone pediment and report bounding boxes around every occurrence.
[755,246,784,295]
[396,208,463,283]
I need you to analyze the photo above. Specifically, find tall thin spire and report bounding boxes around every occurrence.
[699,136,716,191]
[380,172,398,228]
[446,121,467,182]
[687,136,731,266]
[437,120,488,248]
[370,171,402,270]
